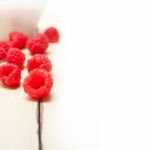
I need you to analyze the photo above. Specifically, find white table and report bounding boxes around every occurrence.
[0,0,99,149]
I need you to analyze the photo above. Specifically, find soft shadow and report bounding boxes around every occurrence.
[45,51,51,55]
[41,94,54,103]
[22,65,26,70]
[0,83,21,90]
[50,72,54,77]
[25,93,54,103]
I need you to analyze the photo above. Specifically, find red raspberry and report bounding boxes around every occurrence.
[27,54,52,72]
[0,63,21,87]
[23,69,53,99]
[44,27,60,43]
[9,31,28,49]
[0,41,10,51]
[0,48,7,61]
[6,48,25,69]
[26,34,49,55]
[0,41,10,61]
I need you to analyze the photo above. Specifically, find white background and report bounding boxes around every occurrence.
[39,0,99,149]
[99,0,149,150]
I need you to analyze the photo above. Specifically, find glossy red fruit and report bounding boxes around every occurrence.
[44,27,60,43]
[0,63,21,87]
[26,34,49,55]
[6,48,25,69]
[23,69,53,99]
[27,54,52,72]
[9,31,28,49]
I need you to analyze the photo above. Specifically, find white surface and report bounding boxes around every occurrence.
[99,0,149,150]
[0,0,99,149]
[2,0,149,149]
[39,0,99,149]
[0,51,38,150]
[40,0,149,150]
[4,0,149,149]
[0,88,37,150]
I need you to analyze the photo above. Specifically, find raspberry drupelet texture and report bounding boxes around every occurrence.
[6,48,25,69]
[0,41,10,61]
[0,63,21,87]
[0,41,10,51]
[44,27,60,43]
[0,48,7,61]
[26,34,49,55]
[23,69,53,99]
[27,54,52,72]
[9,31,28,49]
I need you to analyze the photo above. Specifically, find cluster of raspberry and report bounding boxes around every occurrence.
[0,27,59,100]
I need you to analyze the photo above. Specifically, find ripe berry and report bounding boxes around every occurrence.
[0,41,10,51]
[27,54,52,72]
[23,69,53,99]
[6,48,25,69]
[26,34,49,55]
[0,48,7,61]
[9,31,28,49]
[44,27,60,43]
[0,41,10,61]
[0,63,21,87]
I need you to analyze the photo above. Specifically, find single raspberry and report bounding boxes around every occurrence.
[0,63,21,87]
[9,31,28,49]
[6,48,25,69]
[44,27,60,43]
[0,41,10,51]
[27,54,52,72]
[23,69,53,99]
[26,34,49,55]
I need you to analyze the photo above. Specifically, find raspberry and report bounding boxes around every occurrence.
[23,69,53,99]
[6,48,25,69]
[0,41,10,61]
[26,34,49,55]
[0,48,7,61]
[27,54,52,72]
[44,27,60,43]
[9,31,28,49]
[0,41,10,51]
[0,63,21,87]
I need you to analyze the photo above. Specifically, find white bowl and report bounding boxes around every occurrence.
[0,0,47,40]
